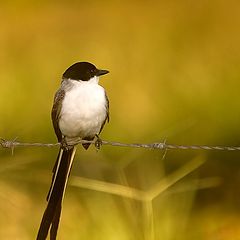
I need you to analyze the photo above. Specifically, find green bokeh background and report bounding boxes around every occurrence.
[1,1,240,239]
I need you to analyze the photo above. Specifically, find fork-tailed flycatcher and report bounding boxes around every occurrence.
[37,62,109,240]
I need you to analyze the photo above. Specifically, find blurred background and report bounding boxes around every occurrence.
[1,0,240,239]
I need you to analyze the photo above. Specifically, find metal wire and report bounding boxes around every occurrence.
[1,137,240,151]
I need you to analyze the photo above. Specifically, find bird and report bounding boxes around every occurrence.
[36,62,109,240]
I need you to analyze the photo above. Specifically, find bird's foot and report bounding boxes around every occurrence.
[95,135,102,150]
[60,138,71,150]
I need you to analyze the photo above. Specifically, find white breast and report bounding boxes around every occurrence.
[59,77,107,139]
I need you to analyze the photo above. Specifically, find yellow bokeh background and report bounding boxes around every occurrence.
[1,1,240,239]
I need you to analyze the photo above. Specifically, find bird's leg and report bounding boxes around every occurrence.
[95,134,102,150]
[60,137,71,150]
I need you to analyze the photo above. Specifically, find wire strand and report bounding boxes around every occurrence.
[1,137,240,151]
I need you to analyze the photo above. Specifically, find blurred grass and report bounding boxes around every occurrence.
[1,0,240,239]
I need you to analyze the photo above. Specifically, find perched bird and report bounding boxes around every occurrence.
[37,62,109,240]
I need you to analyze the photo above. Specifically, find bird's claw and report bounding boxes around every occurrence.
[95,135,102,150]
[60,138,71,150]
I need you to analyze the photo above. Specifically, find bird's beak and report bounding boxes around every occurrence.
[96,69,109,76]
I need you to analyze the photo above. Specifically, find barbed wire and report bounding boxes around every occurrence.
[1,137,240,152]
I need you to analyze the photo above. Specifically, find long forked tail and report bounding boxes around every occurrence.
[37,146,76,240]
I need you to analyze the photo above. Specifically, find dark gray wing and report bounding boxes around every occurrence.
[106,92,110,123]
[99,91,109,134]
[51,89,65,142]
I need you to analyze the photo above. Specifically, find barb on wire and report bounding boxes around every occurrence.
[1,137,240,152]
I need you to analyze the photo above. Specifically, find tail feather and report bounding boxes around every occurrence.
[50,199,61,240]
[46,150,63,202]
[37,147,76,240]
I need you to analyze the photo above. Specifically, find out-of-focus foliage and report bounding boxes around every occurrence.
[1,0,240,239]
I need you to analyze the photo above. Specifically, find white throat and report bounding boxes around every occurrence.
[88,76,99,84]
